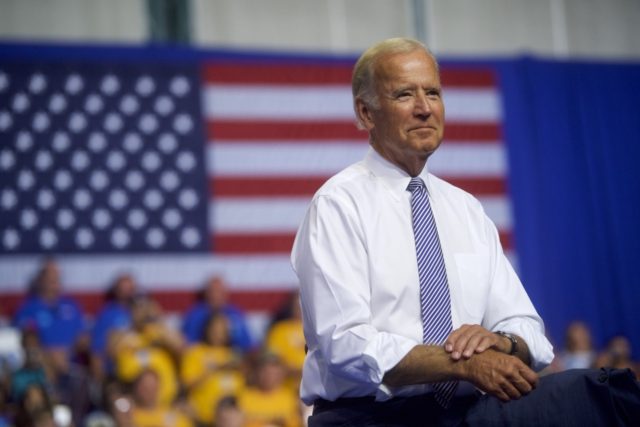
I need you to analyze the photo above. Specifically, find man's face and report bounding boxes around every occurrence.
[357,49,444,173]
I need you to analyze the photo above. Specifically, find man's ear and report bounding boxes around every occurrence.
[355,98,375,131]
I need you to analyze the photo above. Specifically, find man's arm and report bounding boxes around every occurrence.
[383,344,538,402]
[443,324,532,366]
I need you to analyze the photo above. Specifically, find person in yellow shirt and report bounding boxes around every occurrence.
[181,311,245,425]
[237,353,301,427]
[265,291,305,394]
[130,368,194,427]
[213,395,246,427]
[109,296,184,406]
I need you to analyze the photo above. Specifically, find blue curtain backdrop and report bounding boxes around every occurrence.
[500,58,640,356]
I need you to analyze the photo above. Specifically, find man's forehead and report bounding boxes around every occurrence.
[374,51,440,86]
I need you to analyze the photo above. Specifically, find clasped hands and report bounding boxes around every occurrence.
[444,324,538,402]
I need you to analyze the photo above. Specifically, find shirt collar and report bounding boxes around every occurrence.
[363,147,431,201]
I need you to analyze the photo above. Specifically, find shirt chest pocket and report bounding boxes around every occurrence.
[453,253,491,321]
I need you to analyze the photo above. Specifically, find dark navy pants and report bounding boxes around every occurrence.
[308,369,640,427]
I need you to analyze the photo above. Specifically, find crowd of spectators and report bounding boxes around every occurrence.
[0,260,306,427]
[0,259,637,427]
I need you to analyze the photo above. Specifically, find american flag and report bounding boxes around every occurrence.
[0,47,510,316]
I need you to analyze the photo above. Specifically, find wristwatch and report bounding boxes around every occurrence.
[495,331,518,355]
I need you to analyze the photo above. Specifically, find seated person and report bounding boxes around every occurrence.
[213,396,246,427]
[237,353,302,427]
[182,277,253,351]
[90,274,138,357]
[13,259,85,349]
[109,295,183,406]
[43,347,92,427]
[130,368,193,427]
[10,328,48,403]
[181,311,245,425]
[264,291,305,393]
[552,321,596,372]
[12,383,54,427]
[595,335,638,375]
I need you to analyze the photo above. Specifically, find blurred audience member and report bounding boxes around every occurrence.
[91,274,137,358]
[555,321,596,371]
[182,277,253,351]
[44,347,92,426]
[0,304,23,376]
[264,291,305,394]
[89,273,138,402]
[84,378,133,427]
[13,383,53,427]
[130,369,193,427]
[213,396,245,427]
[181,311,245,425]
[13,259,85,349]
[238,353,301,427]
[109,295,183,407]
[10,329,48,403]
[594,335,638,375]
[0,381,12,427]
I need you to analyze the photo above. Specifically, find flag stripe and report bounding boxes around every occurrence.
[208,143,506,177]
[204,86,500,121]
[204,64,496,88]
[209,195,511,234]
[0,255,297,292]
[211,230,513,255]
[0,289,293,315]
[210,197,310,233]
[203,63,354,85]
[207,120,501,141]
[211,176,506,197]
[213,233,295,254]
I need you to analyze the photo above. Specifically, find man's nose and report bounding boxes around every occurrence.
[414,93,432,117]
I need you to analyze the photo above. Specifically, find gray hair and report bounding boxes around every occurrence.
[351,37,439,128]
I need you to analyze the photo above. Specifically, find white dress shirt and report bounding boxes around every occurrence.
[291,147,554,405]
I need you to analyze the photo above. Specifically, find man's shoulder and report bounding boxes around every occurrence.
[314,161,370,198]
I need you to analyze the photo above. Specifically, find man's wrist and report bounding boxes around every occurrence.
[495,331,518,355]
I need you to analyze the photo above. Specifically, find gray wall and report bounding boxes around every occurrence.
[1,0,639,57]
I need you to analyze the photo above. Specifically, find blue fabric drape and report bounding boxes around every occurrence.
[500,58,640,356]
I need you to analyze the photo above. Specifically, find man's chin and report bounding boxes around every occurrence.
[411,139,442,156]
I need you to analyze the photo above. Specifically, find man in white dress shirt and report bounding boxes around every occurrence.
[291,38,639,426]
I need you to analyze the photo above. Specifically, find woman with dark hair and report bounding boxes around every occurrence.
[181,277,253,352]
[13,383,54,427]
[90,274,137,357]
[181,311,244,426]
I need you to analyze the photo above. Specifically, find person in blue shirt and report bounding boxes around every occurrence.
[13,259,85,349]
[90,273,137,356]
[182,276,253,352]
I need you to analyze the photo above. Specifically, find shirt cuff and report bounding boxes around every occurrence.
[495,320,554,371]
[361,332,418,400]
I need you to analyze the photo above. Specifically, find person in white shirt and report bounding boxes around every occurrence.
[291,38,640,426]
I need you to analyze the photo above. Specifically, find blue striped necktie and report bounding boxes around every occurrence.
[407,177,458,407]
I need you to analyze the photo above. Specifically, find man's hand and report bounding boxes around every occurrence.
[456,349,538,401]
[445,324,505,360]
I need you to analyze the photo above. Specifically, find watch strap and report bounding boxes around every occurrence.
[495,331,518,355]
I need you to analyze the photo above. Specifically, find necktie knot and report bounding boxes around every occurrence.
[407,177,426,194]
